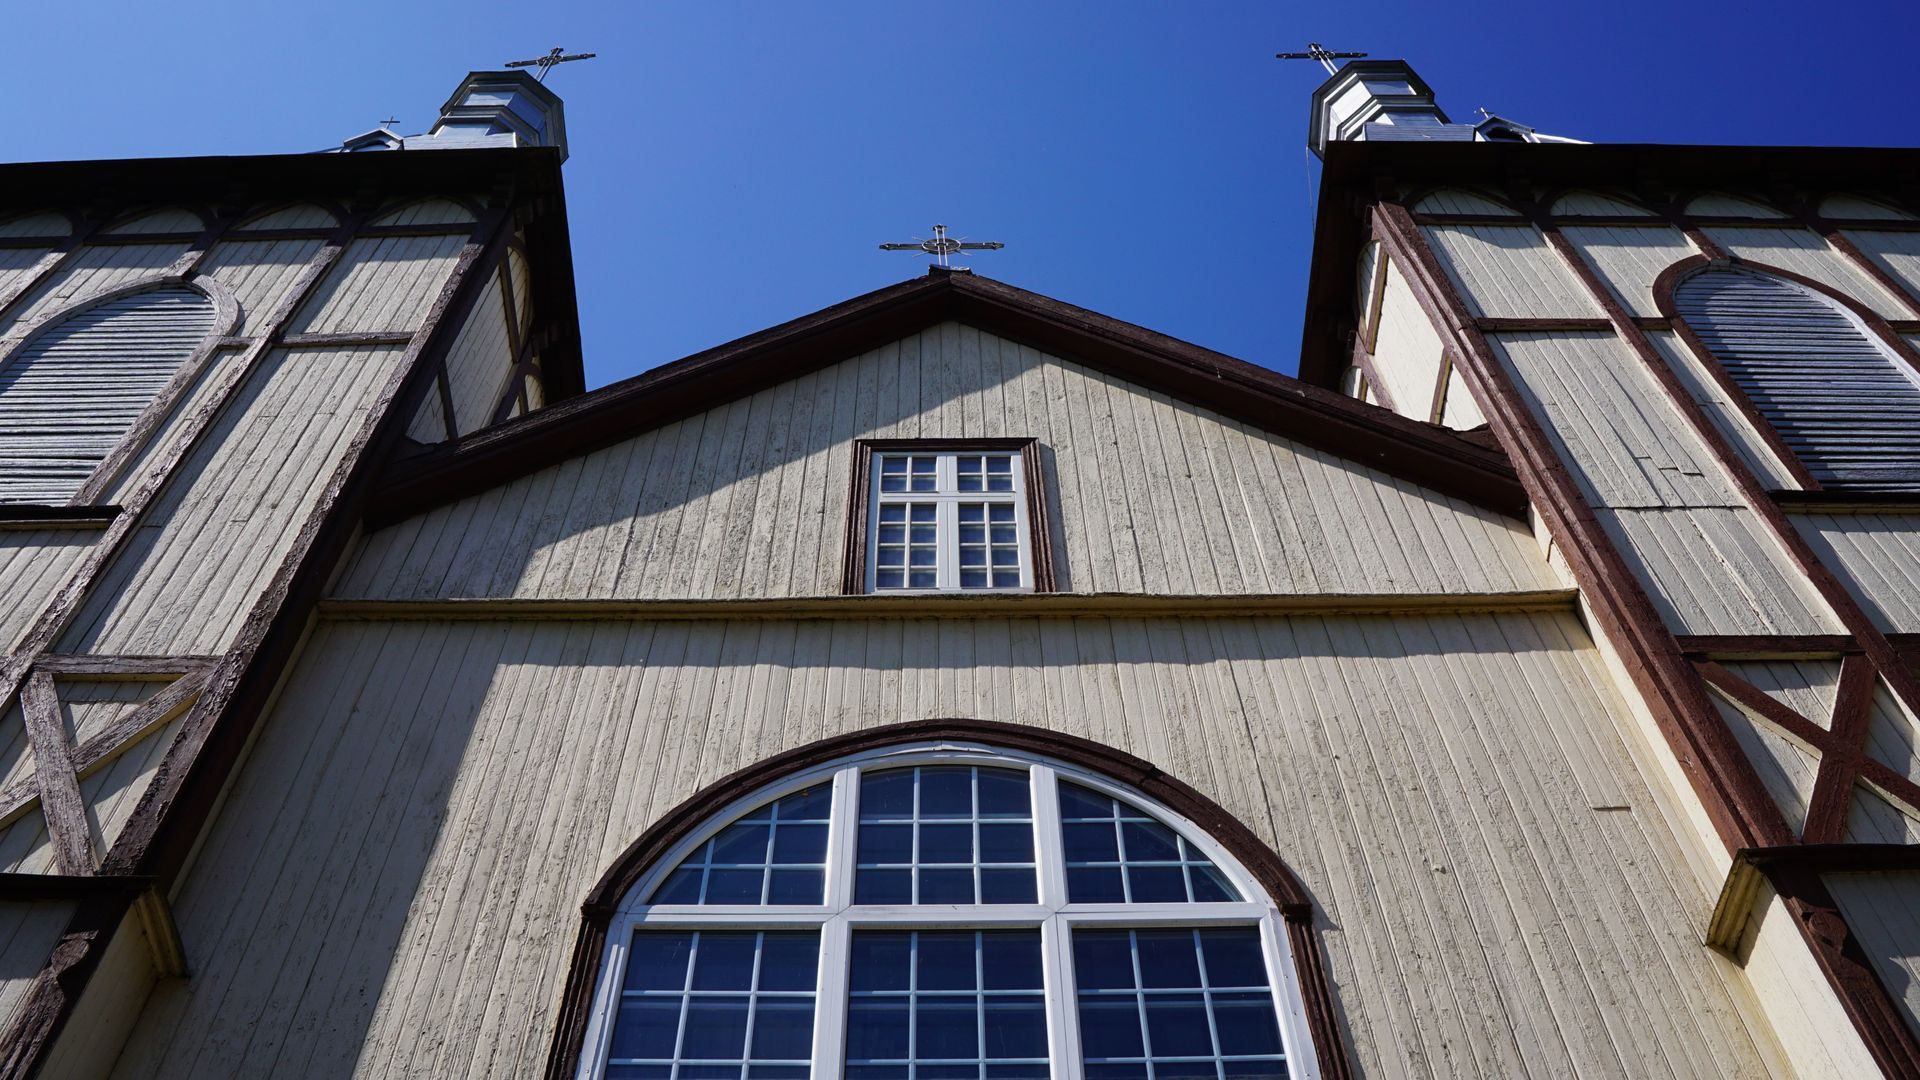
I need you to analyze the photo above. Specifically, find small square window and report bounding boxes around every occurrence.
[848,441,1051,594]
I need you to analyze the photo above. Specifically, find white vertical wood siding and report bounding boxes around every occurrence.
[1439,366,1485,429]
[1644,329,1799,491]
[1423,225,1603,318]
[235,203,338,230]
[1558,224,1696,317]
[1826,871,1920,1040]
[195,238,326,335]
[1792,511,1920,632]
[0,288,216,503]
[0,530,94,652]
[1367,262,1443,415]
[102,347,248,504]
[1410,188,1519,216]
[104,208,204,235]
[0,247,51,302]
[443,272,513,435]
[1842,228,1920,302]
[1675,270,1920,490]
[371,198,476,227]
[1702,227,1907,319]
[1598,507,1840,634]
[1865,677,1920,787]
[36,910,157,1080]
[1685,194,1786,218]
[338,324,1556,601]
[0,212,71,237]
[0,243,190,338]
[112,613,1783,1079]
[1706,683,1818,833]
[407,385,448,443]
[0,900,75,1029]
[58,345,408,655]
[288,234,466,335]
[1821,196,1914,220]
[1549,192,1654,216]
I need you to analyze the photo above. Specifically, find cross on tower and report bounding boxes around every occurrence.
[879,224,1005,270]
[1275,42,1368,75]
[505,47,598,83]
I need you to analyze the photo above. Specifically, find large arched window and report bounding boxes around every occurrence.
[567,736,1328,1080]
[1673,266,1920,490]
[0,285,218,503]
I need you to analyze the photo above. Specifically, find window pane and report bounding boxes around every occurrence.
[875,501,939,591]
[1072,928,1286,1080]
[609,931,819,1077]
[847,930,1048,1080]
[1058,781,1241,904]
[957,502,1021,591]
[647,785,832,904]
[855,767,1037,905]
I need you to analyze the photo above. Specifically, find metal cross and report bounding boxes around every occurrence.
[879,224,1005,269]
[381,116,398,128]
[506,47,598,83]
[1275,42,1368,75]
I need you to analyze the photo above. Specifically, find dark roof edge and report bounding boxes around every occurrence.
[367,271,1527,525]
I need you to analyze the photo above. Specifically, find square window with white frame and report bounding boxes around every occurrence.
[864,446,1038,593]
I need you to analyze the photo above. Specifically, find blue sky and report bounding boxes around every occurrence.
[13,2,1918,386]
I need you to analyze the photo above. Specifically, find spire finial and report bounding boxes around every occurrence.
[505,46,598,83]
[878,223,1006,270]
[1276,42,1368,76]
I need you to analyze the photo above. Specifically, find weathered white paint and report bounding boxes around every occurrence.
[1706,684,1819,834]
[1864,677,1920,787]
[55,679,185,858]
[1826,870,1920,1043]
[0,900,74,1029]
[0,243,191,338]
[0,530,95,652]
[1819,195,1915,221]
[1411,188,1520,216]
[1424,225,1604,319]
[196,238,327,336]
[1558,224,1696,318]
[1599,507,1841,635]
[0,211,72,238]
[37,908,157,1080]
[339,324,1557,602]
[0,247,52,304]
[1685,194,1785,219]
[1722,659,1841,729]
[234,203,338,231]
[1844,783,1920,845]
[1842,228,1920,305]
[1367,261,1443,416]
[1738,884,1883,1078]
[407,384,448,444]
[443,268,514,435]
[1789,511,1920,633]
[287,234,466,335]
[102,347,249,505]
[371,199,475,227]
[59,345,409,656]
[104,208,204,236]
[112,612,1784,1079]
[1550,191,1654,217]
[1644,329,1799,491]
[1439,366,1485,429]
[1703,226,1908,319]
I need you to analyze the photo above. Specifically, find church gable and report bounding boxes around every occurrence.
[339,319,1554,601]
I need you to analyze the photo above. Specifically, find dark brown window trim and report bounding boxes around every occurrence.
[840,437,1058,595]
[1772,489,1920,510]
[544,718,1354,1080]
[0,505,121,528]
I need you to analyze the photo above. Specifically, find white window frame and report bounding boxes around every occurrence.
[865,450,1035,594]
[574,741,1323,1080]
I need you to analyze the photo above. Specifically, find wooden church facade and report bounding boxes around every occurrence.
[0,65,1914,1079]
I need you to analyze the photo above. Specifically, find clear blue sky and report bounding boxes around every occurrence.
[13,1,1918,386]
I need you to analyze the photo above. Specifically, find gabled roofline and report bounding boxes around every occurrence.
[368,271,1525,524]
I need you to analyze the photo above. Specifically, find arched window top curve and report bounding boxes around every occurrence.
[0,284,218,504]
[569,732,1334,1080]
[1673,266,1920,491]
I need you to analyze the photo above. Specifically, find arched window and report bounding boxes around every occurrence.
[1674,267,1920,490]
[570,739,1327,1080]
[0,285,217,503]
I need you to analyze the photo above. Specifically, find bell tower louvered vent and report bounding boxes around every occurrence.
[1677,268,1920,491]
[0,287,216,504]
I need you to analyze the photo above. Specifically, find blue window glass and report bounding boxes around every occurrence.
[650,786,833,905]
[855,767,1037,905]
[609,930,821,1080]
[1058,782,1240,904]
[846,930,1048,1080]
[1073,928,1285,1080]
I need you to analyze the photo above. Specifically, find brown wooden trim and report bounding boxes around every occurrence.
[0,667,209,829]
[433,364,460,442]
[1349,334,1396,413]
[1774,490,1920,510]
[1473,317,1615,332]
[370,271,1529,527]
[20,674,93,875]
[1788,203,1920,319]
[1802,656,1879,842]
[0,220,101,334]
[0,887,137,1080]
[277,331,417,348]
[840,438,1057,594]
[545,719,1352,1080]
[27,655,216,677]
[1742,843,1920,875]
[0,506,120,527]
[1426,350,1453,425]
[1675,635,1862,658]
[1373,201,1795,852]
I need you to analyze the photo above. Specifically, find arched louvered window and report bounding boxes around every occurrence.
[1675,268,1920,490]
[0,286,216,504]
[574,743,1322,1080]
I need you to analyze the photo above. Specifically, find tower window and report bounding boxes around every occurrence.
[574,743,1319,1080]
[845,440,1055,594]
[1674,267,1920,491]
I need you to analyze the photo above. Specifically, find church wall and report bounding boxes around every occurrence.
[0,530,96,653]
[1790,511,1920,633]
[1827,870,1920,1042]
[339,323,1557,603]
[0,243,193,341]
[195,238,328,337]
[0,900,74,1032]
[111,611,1786,1079]
[287,234,468,336]
[1363,263,1444,416]
[57,344,408,656]
[443,266,516,436]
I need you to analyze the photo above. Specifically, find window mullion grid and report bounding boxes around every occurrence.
[669,932,701,1080]
[812,766,860,1080]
